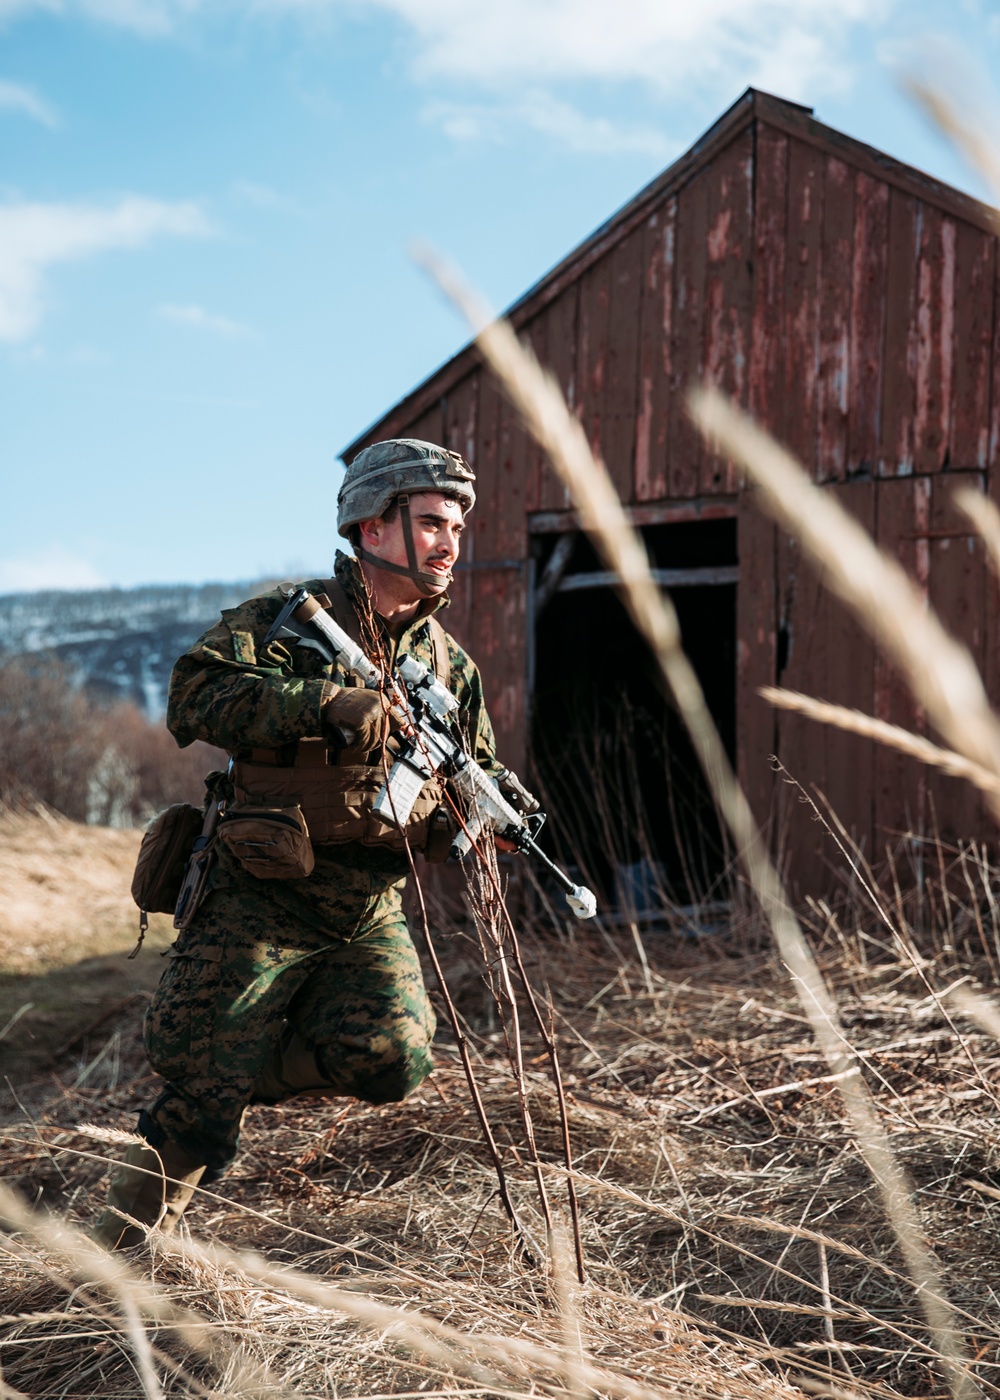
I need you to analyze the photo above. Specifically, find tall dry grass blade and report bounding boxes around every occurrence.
[953,488,1000,581]
[692,387,1000,825]
[905,79,1000,217]
[0,1184,176,1400]
[759,687,1000,796]
[159,1230,691,1400]
[415,247,979,1400]
[949,987,1000,1044]
[550,1226,587,1400]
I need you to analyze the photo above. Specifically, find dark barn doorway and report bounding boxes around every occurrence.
[529,518,737,915]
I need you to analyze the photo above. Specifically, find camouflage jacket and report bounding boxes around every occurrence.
[167,550,501,780]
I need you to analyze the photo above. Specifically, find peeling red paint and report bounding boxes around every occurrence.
[707,206,732,261]
[361,103,1000,881]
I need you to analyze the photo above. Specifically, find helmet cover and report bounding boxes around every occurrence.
[337,438,475,537]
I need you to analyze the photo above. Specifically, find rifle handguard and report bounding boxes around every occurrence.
[265,587,598,919]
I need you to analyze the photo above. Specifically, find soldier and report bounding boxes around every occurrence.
[94,438,508,1249]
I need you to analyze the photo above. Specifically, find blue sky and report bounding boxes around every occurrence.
[2,0,1000,591]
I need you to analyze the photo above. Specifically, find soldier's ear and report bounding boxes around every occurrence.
[358,516,382,548]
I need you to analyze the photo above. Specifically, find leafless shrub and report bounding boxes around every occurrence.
[0,654,223,826]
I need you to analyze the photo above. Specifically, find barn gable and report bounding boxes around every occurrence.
[342,88,1000,900]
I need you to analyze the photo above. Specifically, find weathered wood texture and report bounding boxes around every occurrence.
[736,492,776,832]
[823,482,876,854]
[775,508,830,895]
[350,100,1000,890]
[873,478,930,859]
[925,475,985,848]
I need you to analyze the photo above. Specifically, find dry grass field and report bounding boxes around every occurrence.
[5,807,1000,1398]
[0,807,174,1080]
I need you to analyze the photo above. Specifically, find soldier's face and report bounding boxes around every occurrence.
[364,491,465,596]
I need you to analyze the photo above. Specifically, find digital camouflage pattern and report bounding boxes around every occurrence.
[167,550,500,799]
[337,438,475,536]
[142,550,499,1169]
[143,858,435,1170]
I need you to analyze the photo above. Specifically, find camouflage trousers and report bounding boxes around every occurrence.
[141,852,436,1172]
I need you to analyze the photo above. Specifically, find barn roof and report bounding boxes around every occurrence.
[341,85,999,463]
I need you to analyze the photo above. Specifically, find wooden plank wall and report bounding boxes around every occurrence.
[378,116,999,891]
[386,129,757,777]
[754,121,998,888]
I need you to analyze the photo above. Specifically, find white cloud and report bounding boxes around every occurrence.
[0,0,894,145]
[0,0,192,36]
[158,302,257,338]
[354,0,891,101]
[0,196,210,341]
[0,79,58,126]
[0,0,892,96]
[426,91,672,157]
[0,545,108,593]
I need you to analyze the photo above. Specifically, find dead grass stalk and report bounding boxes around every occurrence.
[759,687,1000,797]
[417,248,978,1400]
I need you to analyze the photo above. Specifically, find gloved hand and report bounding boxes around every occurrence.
[323,687,389,754]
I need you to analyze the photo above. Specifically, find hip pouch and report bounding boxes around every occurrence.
[232,758,445,850]
[131,803,204,915]
[217,804,315,880]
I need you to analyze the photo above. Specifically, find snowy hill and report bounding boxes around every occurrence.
[0,580,271,716]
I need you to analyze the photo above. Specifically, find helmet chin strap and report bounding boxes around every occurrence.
[357,494,452,598]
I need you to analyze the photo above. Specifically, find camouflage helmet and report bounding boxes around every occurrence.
[337,438,476,538]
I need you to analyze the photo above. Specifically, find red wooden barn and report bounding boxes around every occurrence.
[342,87,1000,903]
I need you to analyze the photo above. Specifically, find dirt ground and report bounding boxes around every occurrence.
[0,807,174,1079]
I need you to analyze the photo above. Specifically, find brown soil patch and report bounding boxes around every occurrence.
[0,807,173,1076]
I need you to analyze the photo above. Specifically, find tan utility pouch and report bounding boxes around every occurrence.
[131,803,204,915]
[217,804,315,880]
[232,760,444,850]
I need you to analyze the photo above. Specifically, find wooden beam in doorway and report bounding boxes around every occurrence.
[558,565,739,593]
[528,495,738,534]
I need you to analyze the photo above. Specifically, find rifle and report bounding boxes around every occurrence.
[264,587,597,919]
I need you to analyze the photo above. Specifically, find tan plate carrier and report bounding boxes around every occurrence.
[231,579,451,851]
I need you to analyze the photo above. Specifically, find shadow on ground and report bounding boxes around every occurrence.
[0,931,171,1082]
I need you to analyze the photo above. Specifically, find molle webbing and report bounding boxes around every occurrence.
[426,615,449,687]
[231,761,444,849]
[316,576,451,687]
[232,581,453,848]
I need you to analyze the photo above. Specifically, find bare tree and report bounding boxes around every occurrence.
[0,654,223,826]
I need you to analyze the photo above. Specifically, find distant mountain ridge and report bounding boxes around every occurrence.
[0,579,274,716]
